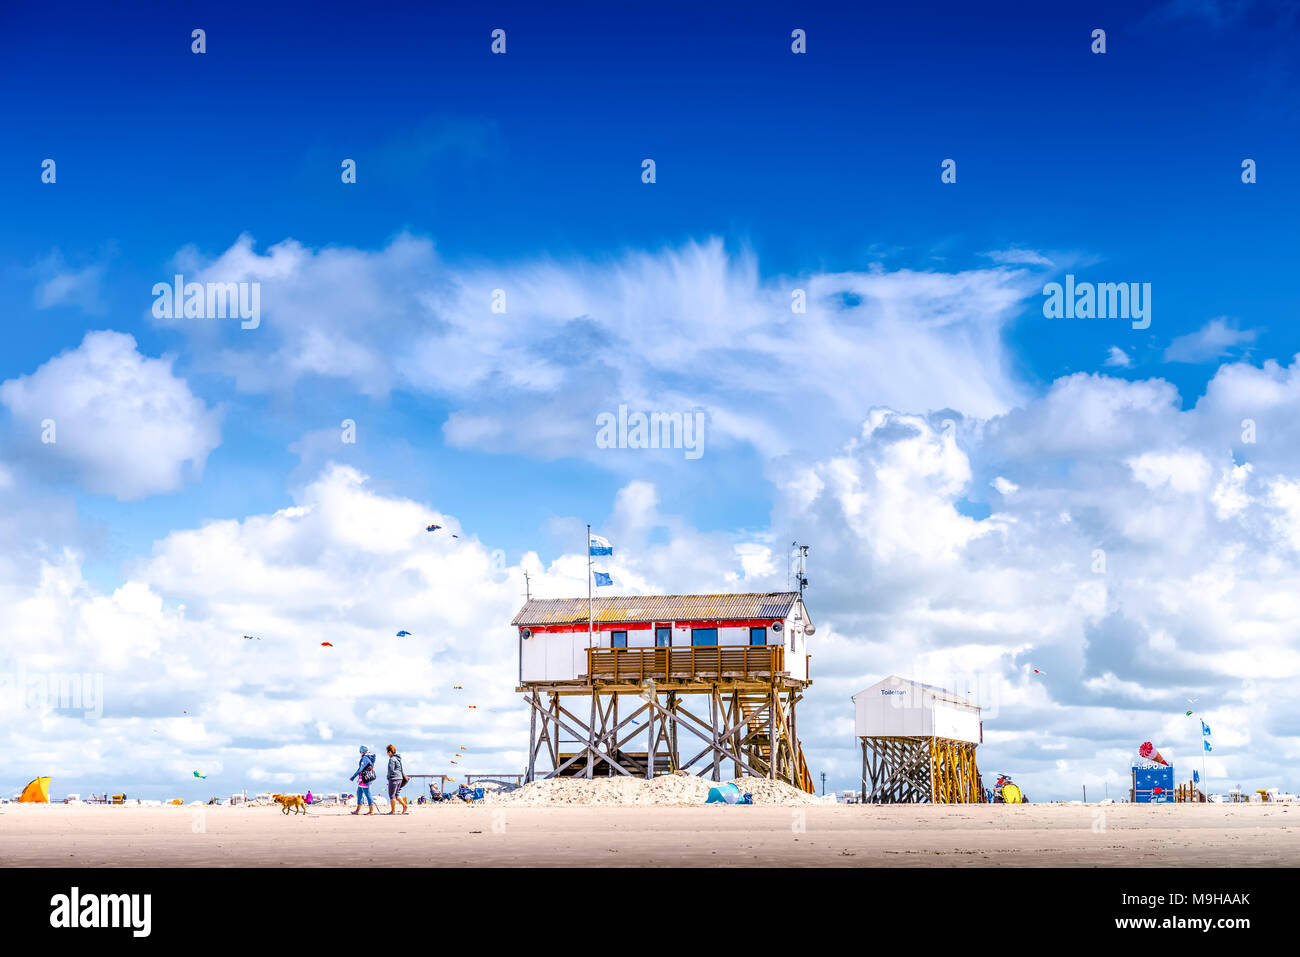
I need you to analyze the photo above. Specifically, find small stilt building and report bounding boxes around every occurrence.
[854,676,984,803]
[514,592,816,792]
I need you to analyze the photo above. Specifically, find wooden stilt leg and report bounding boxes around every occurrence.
[767,686,776,779]
[647,689,656,779]
[586,693,597,779]
[710,686,721,782]
[527,692,538,783]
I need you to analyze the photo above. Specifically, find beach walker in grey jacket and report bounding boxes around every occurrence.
[385,744,409,814]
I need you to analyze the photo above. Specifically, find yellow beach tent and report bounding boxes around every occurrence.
[1001,782,1023,804]
[19,777,51,803]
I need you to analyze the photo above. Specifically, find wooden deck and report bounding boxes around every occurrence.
[585,645,785,683]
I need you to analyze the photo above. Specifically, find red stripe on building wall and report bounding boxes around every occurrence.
[525,619,781,635]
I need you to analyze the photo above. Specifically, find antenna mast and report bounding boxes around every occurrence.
[792,542,810,597]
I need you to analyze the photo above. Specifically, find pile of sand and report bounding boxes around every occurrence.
[480,775,817,806]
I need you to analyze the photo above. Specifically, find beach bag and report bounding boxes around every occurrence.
[361,758,376,784]
[398,754,409,788]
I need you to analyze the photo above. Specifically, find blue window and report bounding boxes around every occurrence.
[655,627,671,647]
[749,627,766,646]
[691,628,717,647]
[611,630,627,649]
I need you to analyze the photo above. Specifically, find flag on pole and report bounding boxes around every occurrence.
[1203,740,1213,753]
[593,571,614,587]
[1193,770,1200,784]
[589,535,614,557]
[1201,720,1211,736]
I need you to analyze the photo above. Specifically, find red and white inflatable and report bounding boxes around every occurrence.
[1138,741,1169,766]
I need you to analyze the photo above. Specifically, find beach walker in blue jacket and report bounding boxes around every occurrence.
[350,746,377,816]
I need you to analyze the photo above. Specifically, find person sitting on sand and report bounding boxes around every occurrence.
[350,746,376,816]
[385,744,409,815]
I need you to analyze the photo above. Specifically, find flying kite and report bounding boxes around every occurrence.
[243,635,260,640]
[1032,669,1045,676]
[453,685,463,690]
[1185,710,1194,716]
[396,630,412,637]
[193,771,206,779]
[426,524,442,532]
[451,534,459,538]
[467,705,477,709]
[321,642,333,647]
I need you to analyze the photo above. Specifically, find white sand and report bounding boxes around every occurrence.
[480,775,818,806]
[2,800,1297,867]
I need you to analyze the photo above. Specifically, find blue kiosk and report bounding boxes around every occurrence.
[1132,762,1175,803]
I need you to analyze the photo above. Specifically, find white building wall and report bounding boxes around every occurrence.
[521,635,546,680]
[787,620,808,681]
[719,626,746,645]
[853,678,981,742]
[933,702,980,744]
[854,687,933,738]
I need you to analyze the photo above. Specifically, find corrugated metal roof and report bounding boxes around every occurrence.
[512,592,803,627]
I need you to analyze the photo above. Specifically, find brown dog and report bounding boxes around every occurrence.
[274,793,307,815]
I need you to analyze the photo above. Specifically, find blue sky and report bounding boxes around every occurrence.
[2,0,1299,801]
[5,0,1296,541]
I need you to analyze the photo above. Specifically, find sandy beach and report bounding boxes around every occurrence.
[2,801,1297,867]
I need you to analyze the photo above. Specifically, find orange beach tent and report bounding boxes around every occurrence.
[19,777,51,803]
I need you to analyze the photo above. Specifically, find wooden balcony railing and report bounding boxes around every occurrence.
[586,645,785,683]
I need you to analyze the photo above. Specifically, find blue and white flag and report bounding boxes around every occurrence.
[1201,720,1212,737]
[1203,739,1213,753]
[589,534,614,557]
[593,571,614,587]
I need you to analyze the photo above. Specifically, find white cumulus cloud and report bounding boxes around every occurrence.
[0,331,221,500]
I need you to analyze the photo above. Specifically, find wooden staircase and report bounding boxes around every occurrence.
[737,692,815,793]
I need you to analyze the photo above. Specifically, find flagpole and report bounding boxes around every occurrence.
[1201,727,1208,801]
[587,524,593,651]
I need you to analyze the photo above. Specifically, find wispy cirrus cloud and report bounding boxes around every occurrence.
[1164,317,1257,364]
[30,250,109,315]
[980,247,1055,268]
[161,233,1039,466]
